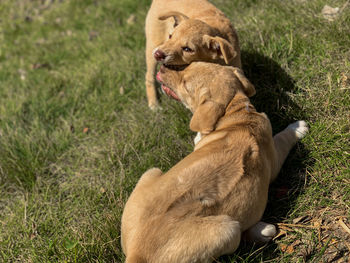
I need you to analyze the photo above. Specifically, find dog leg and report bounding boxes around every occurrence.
[144,7,162,110]
[243,221,277,243]
[162,215,241,262]
[121,168,163,255]
[271,120,309,181]
[145,43,159,110]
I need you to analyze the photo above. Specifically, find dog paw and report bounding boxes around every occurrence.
[149,103,162,111]
[259,223,277,238]
[244,222,277,243]
[287,120,309,139]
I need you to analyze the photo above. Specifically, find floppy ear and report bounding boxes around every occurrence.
[190,100,225,134]
[158,11,189,27]
[202,35,237,64]
[231,68,256,97]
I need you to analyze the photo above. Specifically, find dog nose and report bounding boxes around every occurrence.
[154,49,166,61]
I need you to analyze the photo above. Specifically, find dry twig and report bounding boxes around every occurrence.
[277,223,329,230]
[338,218,350,236]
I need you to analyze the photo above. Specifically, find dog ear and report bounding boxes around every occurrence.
[190,99,226,134]
[158,11,189,27]
[202,35,236,64]
[231,68,256,97]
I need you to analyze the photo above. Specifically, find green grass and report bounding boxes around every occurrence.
[0,0,349,262]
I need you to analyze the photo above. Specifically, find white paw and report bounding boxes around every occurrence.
[259,223,277,237]
[287,120,309,139]
[149,103,162,111]
[244,222,277,243]
[194,132,202,145]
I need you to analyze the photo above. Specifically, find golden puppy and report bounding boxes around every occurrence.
[145,0,241,109]
[121,62,309,263]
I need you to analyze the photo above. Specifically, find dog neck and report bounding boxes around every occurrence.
[193,92,256,151]
[215,92,256,130]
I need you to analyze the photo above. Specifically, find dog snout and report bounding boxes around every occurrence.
[154,49,166,61]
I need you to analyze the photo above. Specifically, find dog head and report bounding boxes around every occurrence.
[157,62,255,134]
[153,11,237,69]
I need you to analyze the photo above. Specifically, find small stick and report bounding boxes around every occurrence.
[344,241,350,252]
[338,218,350,236]
[277,223,329,230]
[340,0,350,13]
[272,230,287,240]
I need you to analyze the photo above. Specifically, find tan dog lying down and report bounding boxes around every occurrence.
[145,0,241,109]
[121,62,309,263]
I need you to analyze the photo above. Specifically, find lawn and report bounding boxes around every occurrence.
[0,0,349,262]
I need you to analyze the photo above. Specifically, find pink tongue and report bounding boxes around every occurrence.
[162,85,180,101]
[156,71,180,101]
[156,71,162,82]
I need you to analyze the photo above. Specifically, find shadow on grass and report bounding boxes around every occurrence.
[218,50,314,262]
[242,50,304,130]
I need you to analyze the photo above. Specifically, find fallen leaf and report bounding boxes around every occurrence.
[322,5,340,21]
[83,127,89,133]
[280,243,295,253]
[312,219,323,241]
[36,38,46,45]
[120,86,125,95]
[32,63,51,70]
[127,14,136,25]
[25,16,32,23]
[89,31,99,40]
[18,69,26,80]
[341,73,349,89]
[291,240,302,247]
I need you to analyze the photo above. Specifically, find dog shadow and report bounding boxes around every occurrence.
[219,50,313,262]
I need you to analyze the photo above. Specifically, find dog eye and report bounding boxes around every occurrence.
[182,47,194,52]
[169,34,172,39]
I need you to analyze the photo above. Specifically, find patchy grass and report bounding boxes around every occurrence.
[0,0,349,262]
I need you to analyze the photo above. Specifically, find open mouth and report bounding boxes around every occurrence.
[156,71,180,101]
[163,64,188,71]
